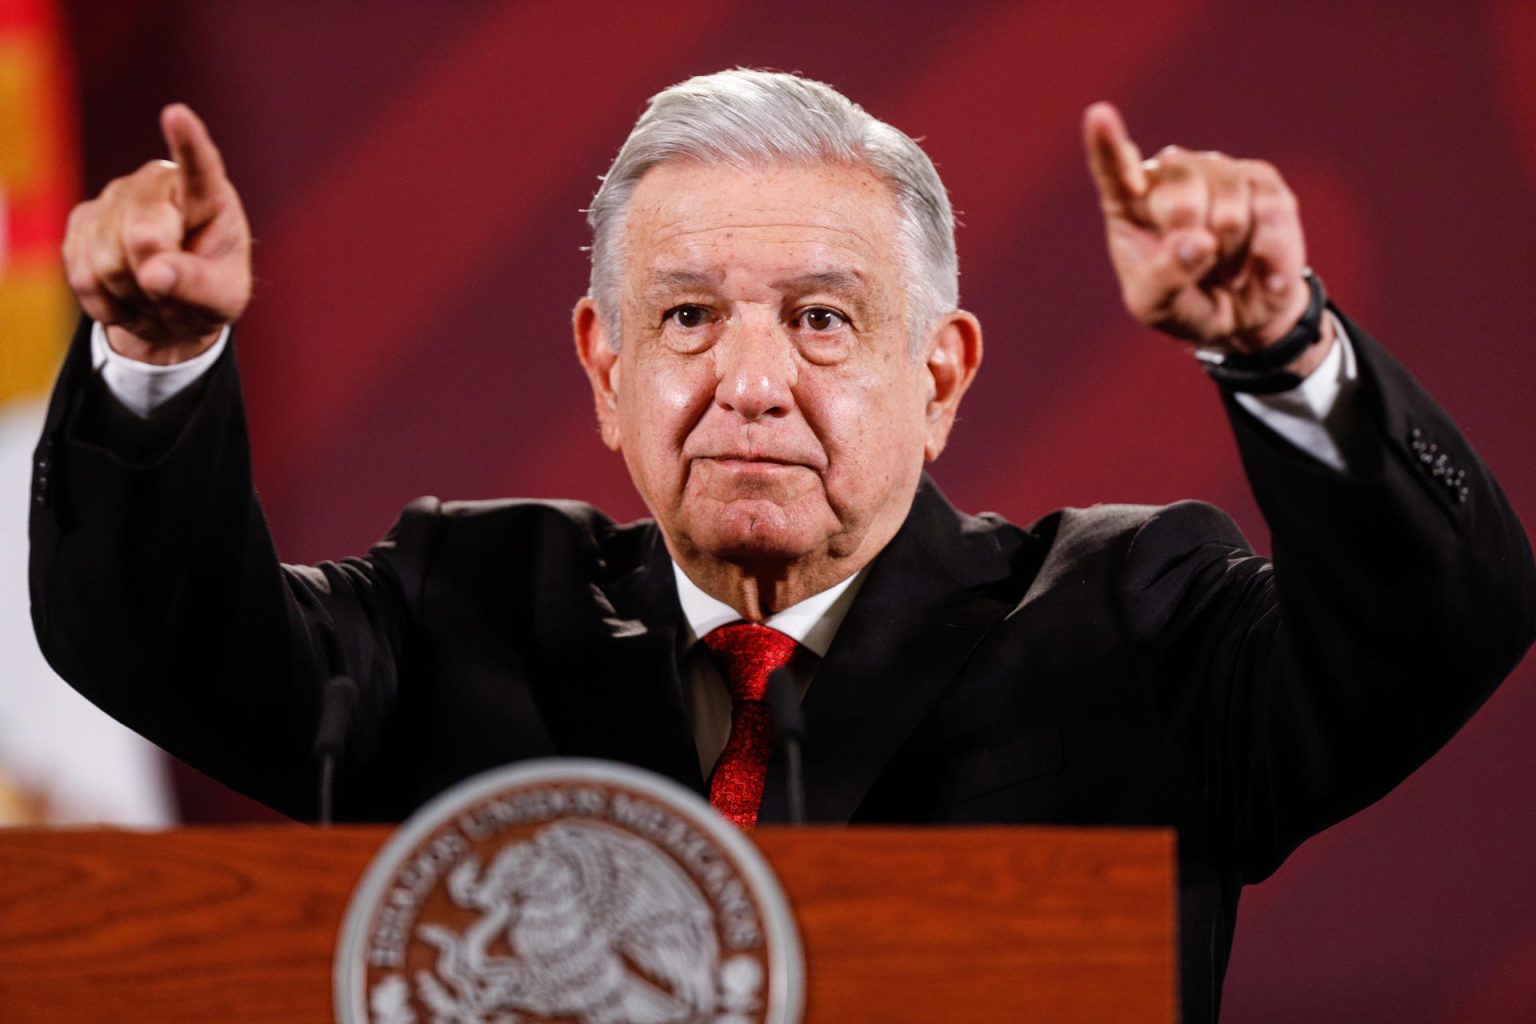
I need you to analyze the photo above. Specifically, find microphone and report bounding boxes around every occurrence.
[766,667,807,825]
[314,675,358,826]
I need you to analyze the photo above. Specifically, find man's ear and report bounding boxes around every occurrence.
[922,309,983,461]
[573,297,623,451]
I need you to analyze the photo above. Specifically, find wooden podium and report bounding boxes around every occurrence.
[0,825,1175,1022]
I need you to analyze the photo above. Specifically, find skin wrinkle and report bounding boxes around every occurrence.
[574,161,981,620]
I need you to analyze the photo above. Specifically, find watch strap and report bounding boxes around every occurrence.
[1198,270,1327,394]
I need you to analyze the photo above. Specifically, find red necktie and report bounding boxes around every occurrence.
[701,623,799,829]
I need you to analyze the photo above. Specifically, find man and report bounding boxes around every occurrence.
[32,71,1536,1020]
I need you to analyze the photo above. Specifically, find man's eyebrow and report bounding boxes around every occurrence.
[644,270,723,293]
[772,269,868,294]
[639,268,870,300]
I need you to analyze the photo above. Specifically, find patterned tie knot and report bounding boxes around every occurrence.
[701,623,799,705]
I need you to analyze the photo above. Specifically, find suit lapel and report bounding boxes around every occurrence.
[534,523,705,795]
[758,479,1021,823]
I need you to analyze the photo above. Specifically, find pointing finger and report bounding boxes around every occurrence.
[160,103,228,208]
[1083,101,1148,213]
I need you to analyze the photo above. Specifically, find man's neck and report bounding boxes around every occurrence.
[665,492,915,619]
[672,562,866,656]
[674,555,862,620]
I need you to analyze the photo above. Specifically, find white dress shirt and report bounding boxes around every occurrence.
[673,561,866,775]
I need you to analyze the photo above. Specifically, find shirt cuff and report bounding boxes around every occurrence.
[90,322,230,420]
[1233,312,1358,472]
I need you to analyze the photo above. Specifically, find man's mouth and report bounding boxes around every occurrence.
[704,454,803,466]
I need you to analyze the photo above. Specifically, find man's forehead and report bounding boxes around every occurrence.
[627,160,900,236]
[632,156,898,200]
[619,163,905,298]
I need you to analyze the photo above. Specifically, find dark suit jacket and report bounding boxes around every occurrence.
[29,315,1536,1022]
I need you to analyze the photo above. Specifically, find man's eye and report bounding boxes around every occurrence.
[663,305,713,329]
[796,307,849,332]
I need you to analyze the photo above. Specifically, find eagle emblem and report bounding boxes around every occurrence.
[336,759,801,1024]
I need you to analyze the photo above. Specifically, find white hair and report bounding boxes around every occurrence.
[585,68,958,350]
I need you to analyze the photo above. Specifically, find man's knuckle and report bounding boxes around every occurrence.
[1210,183,1247,212]
[65,201,94,231]
[122,214,174,254]
[1151,160,1190,184]
[1149,190,1200,227]
[66,266,99,297]
[120,221,152,251]
[86,245,120,276]
[1253,189,1296,222]
[1210,212,1244,236]
[1245,159,1285,186]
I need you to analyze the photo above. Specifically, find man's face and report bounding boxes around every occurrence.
[576,161,975,577]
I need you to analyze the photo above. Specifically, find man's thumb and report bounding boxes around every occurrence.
[136,250,248,323]
[137,254,180,298]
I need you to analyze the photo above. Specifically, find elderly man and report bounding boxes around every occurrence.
[32,71,1535,1020]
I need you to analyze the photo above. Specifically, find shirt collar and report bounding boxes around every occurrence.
[672,561,867,658]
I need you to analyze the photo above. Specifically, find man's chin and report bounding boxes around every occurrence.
[683,501,833,566]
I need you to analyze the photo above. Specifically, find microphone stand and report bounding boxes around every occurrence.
[766,667,807,824]
[313,675,358,826]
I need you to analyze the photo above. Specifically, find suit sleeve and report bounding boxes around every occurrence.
[28,319,430,820]
[1120,310,1536,881]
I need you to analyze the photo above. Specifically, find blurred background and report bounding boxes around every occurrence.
[2,1,1532,1019]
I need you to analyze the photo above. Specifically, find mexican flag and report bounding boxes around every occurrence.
[0,0,173,826]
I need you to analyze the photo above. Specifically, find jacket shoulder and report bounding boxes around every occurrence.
[362,496,658,600]
[1013,500,1250,592]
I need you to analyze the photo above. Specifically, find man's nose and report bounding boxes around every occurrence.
[714,318,795,421]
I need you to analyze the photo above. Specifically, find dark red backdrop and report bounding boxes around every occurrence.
[62,2,1536,1019]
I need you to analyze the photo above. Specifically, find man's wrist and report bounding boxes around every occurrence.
[1279,312,1336,379]
[1197,271,1332,393]
[104,324,223,366]
[92,321,229,419]
[1232,312,1358,473]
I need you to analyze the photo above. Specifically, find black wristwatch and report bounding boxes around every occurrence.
[1196,270,1328,394]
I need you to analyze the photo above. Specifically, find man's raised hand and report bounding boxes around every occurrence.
[1083,102,1332,371]
[62,103,251,364]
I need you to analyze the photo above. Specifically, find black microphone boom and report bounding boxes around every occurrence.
[766,667,807,825]
[314,675,359,826]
